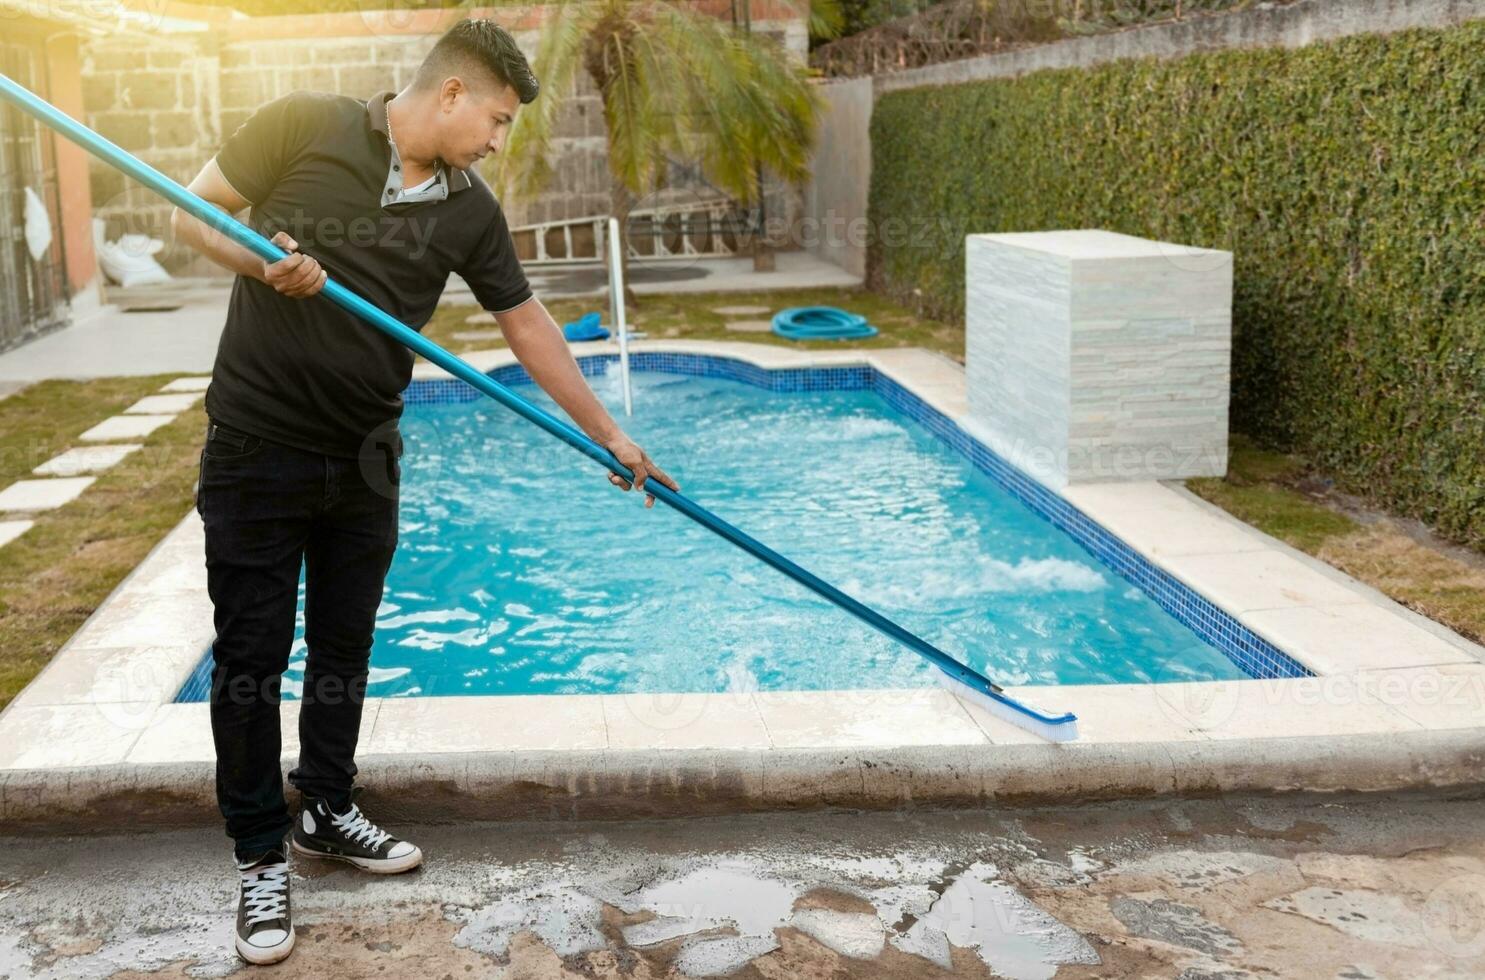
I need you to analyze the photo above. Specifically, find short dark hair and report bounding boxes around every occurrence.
[415,19,539,104]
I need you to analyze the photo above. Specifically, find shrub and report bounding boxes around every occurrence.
[868,21,1485,547]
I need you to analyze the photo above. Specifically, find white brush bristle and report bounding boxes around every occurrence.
[937,672,1080,743]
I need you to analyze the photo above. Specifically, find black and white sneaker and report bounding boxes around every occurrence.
[291,793,423,874]
[234,848,294,965]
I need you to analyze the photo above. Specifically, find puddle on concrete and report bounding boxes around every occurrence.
[622,860,798,939]
[618,860,799,974]
[451,882,608,958]
[903,862,1101,980]
[442,845,1097,978]
[790,908,887,958]
[1066,848,1105,878]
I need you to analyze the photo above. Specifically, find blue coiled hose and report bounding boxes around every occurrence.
[772,306,878,341]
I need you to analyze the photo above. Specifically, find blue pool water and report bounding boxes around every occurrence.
[243,368,1248,700]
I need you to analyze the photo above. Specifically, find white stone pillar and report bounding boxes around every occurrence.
[965,229,1232,487]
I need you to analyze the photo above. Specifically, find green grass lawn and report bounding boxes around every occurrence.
[421,286,965,360]
[0,378,204,711]
[1188,437,1485,644]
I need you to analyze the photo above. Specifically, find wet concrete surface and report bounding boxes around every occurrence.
[1,790,1483,978]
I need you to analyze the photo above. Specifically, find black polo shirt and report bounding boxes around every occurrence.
[205,90,533,458]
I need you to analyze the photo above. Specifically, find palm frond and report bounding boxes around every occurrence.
[600,21,654,193]
[640,3,822,200]
[504,0,824,210]
[491,0,590,201]
[807,0,847,41]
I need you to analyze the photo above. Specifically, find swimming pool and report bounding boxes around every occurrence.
[177,355,1309,702]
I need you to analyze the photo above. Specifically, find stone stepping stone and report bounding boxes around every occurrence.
[464,312,497,325]
[160,376,211,393]
[724,320,774,333]
[0,477,95,512]
[452,329,505,342]
[33,444,144,477]
[80,415,175,442]
[125,393,202,415]
[712,304,772,316]
[0,519,33,549]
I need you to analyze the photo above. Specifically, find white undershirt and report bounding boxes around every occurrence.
[392,171,439,202]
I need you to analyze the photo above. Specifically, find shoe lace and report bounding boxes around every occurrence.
[240,861,289,926]
[331,803,393,851]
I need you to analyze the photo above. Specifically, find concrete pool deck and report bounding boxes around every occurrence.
[7,792,1484,978]
[1,341,1481,829]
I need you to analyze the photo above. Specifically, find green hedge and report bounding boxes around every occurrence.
[868,21,1484,548]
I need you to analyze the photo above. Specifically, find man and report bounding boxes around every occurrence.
[171,20,676,966]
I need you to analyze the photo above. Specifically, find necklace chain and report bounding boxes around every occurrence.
[387,102,439,192]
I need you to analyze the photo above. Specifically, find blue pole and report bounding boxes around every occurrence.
[0,73,1076,735]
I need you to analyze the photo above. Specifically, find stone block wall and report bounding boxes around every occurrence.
[82,37,223,274]
[80,8,807,277]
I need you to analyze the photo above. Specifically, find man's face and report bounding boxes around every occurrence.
[437,75,520,170]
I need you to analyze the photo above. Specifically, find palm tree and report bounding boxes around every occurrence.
[492,0,840,301]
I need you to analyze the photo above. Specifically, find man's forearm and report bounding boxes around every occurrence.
[497,300,622,445]
[171,206,265,281]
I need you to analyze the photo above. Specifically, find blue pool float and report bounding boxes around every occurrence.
[563,311,610,342]
[772,306,877,341]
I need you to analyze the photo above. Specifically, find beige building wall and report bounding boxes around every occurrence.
[802,76,871,278]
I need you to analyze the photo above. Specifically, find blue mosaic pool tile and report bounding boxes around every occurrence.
[845,367,1305,675]
[178,352,1310,701]
[176,647,213,702]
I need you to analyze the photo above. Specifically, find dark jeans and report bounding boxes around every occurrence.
[196,419,399,860]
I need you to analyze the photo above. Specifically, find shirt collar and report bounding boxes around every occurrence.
[367,91,473,196]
